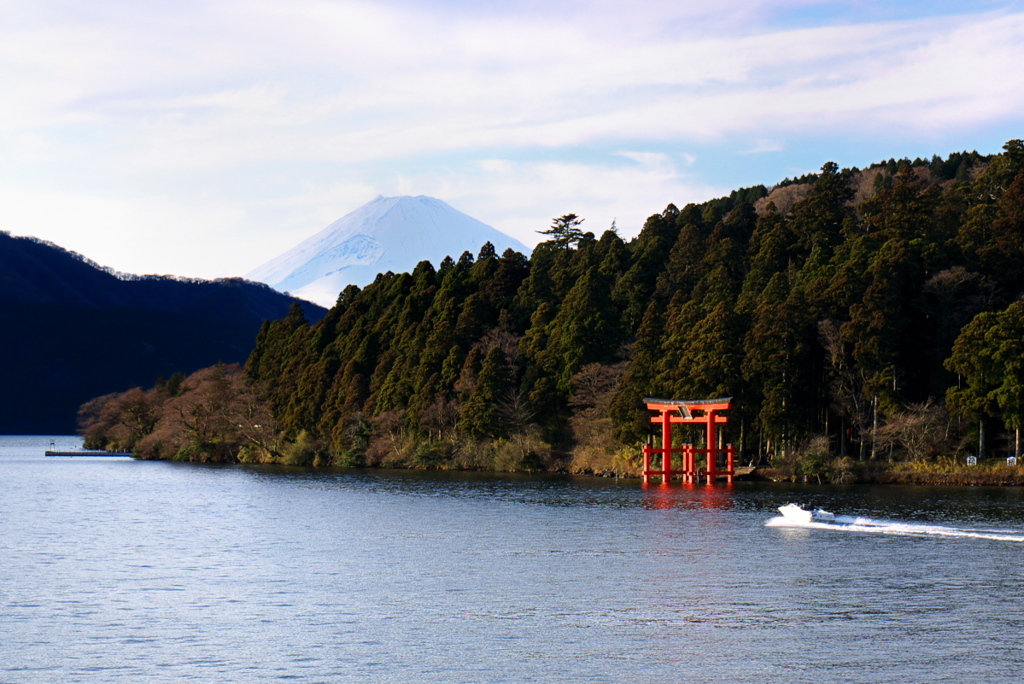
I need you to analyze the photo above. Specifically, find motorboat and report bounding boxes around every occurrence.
[777,502,836,523]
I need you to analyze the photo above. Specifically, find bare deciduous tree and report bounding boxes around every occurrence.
[877,400,954,461]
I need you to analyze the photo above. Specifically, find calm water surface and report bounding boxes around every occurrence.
[3,435,1024,683]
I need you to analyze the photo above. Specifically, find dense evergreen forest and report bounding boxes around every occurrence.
[82,141,1024,480]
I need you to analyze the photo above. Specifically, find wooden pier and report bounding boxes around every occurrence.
[45,450,134,457]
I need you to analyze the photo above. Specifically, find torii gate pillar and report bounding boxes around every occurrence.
[641,397,734,485]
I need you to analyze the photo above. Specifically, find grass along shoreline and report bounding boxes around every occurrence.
[755,456,1024,486]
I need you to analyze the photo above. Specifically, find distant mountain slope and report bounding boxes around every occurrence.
[248,195,530,306]
[0,231,326,434]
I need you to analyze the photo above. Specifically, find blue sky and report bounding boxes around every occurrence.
[1,0,1022,279]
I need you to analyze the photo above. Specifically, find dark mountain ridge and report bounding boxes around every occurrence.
[0,231,326,434]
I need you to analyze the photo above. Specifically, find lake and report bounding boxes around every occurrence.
[3,435,1024,683]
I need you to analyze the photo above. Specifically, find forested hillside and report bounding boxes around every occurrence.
[82,141,1024,476]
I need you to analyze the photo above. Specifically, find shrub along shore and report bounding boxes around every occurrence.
[78,363,1024,486]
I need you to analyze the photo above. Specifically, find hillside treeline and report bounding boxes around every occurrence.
[83,141,1024,475]
[0,230,325,434]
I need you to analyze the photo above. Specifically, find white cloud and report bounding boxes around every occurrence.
[375,152,722,247]
[1,1,1022,277]
[744,140,785,154]
[7,5,1021,163]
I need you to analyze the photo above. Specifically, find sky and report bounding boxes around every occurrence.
[1,0,1023,280]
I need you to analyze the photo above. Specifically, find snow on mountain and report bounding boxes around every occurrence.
[248,195,531,307]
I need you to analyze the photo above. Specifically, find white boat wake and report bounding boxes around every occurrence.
[768,503,1024,542]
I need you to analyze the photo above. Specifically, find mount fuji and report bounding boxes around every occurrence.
[248,195,531,307]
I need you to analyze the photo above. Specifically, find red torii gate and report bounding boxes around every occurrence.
[641,397,734,485]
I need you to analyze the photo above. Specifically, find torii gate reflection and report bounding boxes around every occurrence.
[641,397,734,485]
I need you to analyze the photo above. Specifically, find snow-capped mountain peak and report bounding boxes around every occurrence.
[248,196,530,307]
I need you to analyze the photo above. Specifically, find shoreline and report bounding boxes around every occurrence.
[28,434,1024,487]
[751,458,1024,487]
[131,451,1024,487]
